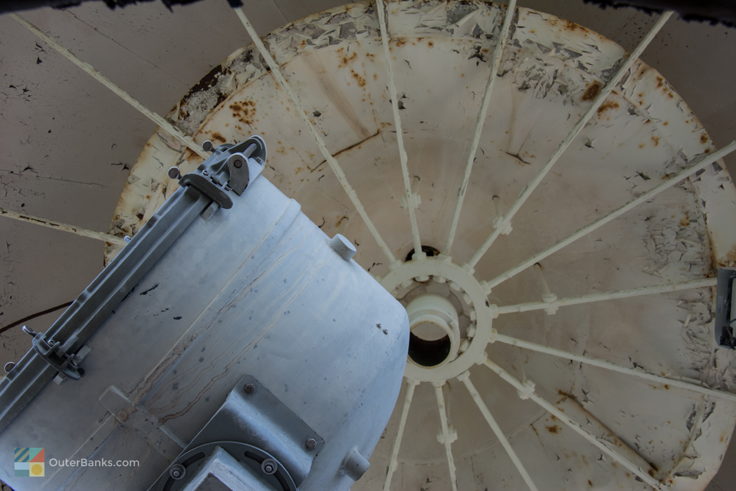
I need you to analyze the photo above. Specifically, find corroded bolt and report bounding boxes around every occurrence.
[305,438,317,450]
[169,464,185,480]
[261,459,277,475]
[244,383,255,394]
[202,140,214,152]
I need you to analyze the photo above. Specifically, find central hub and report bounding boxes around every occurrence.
[407,294,460,367]
[381,254,494,383]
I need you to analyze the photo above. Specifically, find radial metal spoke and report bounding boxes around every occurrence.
[376,0,422,256]
[492,330,736,402]
[11,15,207,160]
[458,372,538,491]
[1,206,126,245]
[383,380,417,491]
[467,11,673,270]
[445,0,517,253]
[482,359,662,489]
[233,8,398,265]
[484,141,736,291]
[434,383,458,491]
[495,277,716,315]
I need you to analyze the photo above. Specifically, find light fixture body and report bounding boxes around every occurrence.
[0,141,409,490]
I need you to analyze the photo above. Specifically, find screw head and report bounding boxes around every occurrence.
[305,438,317,450]
[244,383,255,394]
[3,361,15,373]
[169,464,186,480]
[233,158,243,168]
[167,167,181,179]
[203,140,214,152]
[261,459,277,475]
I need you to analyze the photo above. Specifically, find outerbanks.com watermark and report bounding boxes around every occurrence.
[48,457,141,468]
[14,448,139,478]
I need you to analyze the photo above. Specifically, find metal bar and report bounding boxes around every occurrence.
[445,0,517,253]
[495,277,717,315]
[375,0,422,257]
[232,7,398,266]
[484,141,736,291]
[482,359,662,489]
[458,372,538,491]
[492,330,736,402]
[467,11,673,270]
[0,186,212,433]
[383,380,417,491]
[11,14,207,160]
[434,383,458,491]
[0,206,126,245]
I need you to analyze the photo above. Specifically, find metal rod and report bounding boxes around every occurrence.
[383,380,417,491]
[10,14,207,160]
[233,7,398,265]
[495,277,717,315]
[1,206,126,245]
[482,359,662,489]
[434,383,458,491]
[445,0,517,254]
[491,330,736,402]
[484,141,736,291]
[376,0,423,257]
[467,11,673,270]
[458,372,538,491]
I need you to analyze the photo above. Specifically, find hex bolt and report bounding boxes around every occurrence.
[260,459,277,475]
[305,438,317,450]
[169,464,186,480]
[167,167,181,179]
[244,383,255,394]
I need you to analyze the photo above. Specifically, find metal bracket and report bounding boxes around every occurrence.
[177,135,266,209]
[150,375,323,491]
[20,326,88,381]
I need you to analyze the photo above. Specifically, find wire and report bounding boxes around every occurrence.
[0,301,72,336]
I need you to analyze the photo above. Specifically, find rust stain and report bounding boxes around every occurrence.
[210,132,226,143]
[700,133,709,144]
[663,121,669,126]
[546,425,560,434]
[581,81,601,101]
[587,480,593,487]
[564,20,589,33]
[651,135,660,146]
[427,40,434,47]
[656,75,665,89]
[351,69,366,87]
[597,100,619,115]
[394,37,407,47]
[229,99,256,125]
[679,215,689,227]
[336,215,349,227]
[339,51,358,67]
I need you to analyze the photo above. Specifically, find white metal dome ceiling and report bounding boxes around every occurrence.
[2,0,736,490]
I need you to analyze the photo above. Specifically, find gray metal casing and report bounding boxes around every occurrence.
[0,150,409,490]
